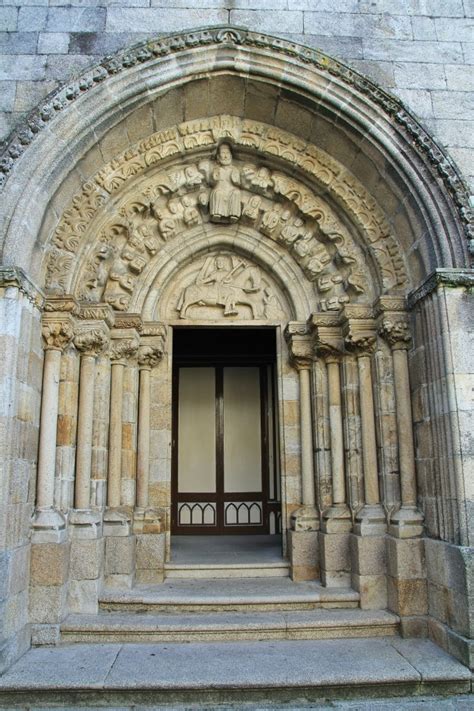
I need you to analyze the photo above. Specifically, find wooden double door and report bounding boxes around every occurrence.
[172,363,280,534]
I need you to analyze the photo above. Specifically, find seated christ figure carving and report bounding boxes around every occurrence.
[209,143,242,223]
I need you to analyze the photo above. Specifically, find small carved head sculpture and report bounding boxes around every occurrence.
[215,256,227,270]
[217,142,233,166]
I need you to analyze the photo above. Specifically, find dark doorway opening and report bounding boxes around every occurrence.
[171,328,281,535]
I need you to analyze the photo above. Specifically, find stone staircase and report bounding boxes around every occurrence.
[61,576,399,644]
[0,577,471,707]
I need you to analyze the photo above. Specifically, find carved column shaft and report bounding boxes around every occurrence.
[136,366,151,510]
[107,332,140,510]
[327,357,345,506]
[358,353,379,506]
[37,347,62,510]
[108,360,125,509]
[75,354,96,509]
[299,365,315,508]
[393,347,417,506]
[74,328,108,511]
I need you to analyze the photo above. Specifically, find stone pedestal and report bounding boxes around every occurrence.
[319,531,351,588]
[68,511,104,614]
[134,508,166,584]
[29,539,70,646]
[104,509,135,588]
[350,534,387,610]
[289,530,319,582]
[387,536,427,636]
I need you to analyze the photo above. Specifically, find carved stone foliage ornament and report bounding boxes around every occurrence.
[174,253,283,321]
[379,319,412,349]
[74,329,108,356]
[43,117,409,316]
[138,344,163,368]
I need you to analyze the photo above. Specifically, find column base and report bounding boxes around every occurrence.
[388,506,424,538]
[321,504,352,533]
[353,504,387,536]
[103,508,132,537]
[69,509,102,539]
[31,508,67,543]
[290,505,319,532]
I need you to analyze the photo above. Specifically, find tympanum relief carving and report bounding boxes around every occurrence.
[174,254,283,321]
[44,117,408,316]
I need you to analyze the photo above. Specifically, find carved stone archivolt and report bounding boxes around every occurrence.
[43,117,408,318]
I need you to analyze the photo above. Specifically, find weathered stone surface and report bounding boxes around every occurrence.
[29,542,70,587]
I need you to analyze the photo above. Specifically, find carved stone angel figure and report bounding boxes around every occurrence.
[209,143,242,223]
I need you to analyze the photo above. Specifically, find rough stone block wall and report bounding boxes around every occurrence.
[0,1,473,192]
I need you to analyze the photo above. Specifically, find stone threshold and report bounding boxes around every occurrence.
[62,608,399,644]
[164,560,290,579]
[99,578,360,613]
[0,638,470,707]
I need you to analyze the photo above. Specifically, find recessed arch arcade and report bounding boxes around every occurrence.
[0,26,472,671]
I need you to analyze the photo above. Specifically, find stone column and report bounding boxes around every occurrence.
[32,309,75,540]
[134,329,167,583]
[285,322,319,581]
[379,317,424,538]
[312,315,351,587]
[344,314,387,609]
[344,324,386,535]
[68,325,109,615]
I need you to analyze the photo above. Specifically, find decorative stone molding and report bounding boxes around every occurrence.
[407,268,474,309]
[78,302,115,327]
[0,266,44,308]
[0,28,471,256]
[310,314,344,361]
[42,117,408,312]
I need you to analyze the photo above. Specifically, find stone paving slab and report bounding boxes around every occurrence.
[0,637,470,708]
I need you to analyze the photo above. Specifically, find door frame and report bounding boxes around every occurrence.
[171,329,280,535]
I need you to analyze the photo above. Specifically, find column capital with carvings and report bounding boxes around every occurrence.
[109,328,140,364]
[74,325,110,357]
[284,321,313,370]
[41,312,75,352]
[339,305,377,356]
[379,318,412,350]
[310,313,344,361]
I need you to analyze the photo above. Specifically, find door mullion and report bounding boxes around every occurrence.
[216,366,224,533]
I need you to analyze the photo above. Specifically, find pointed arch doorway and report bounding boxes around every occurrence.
[171,327,282,549]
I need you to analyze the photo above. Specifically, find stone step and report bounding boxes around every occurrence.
[99,577,360,613]
[61,608,400,644]
[0,638,470,707]
[164,560,290,579]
